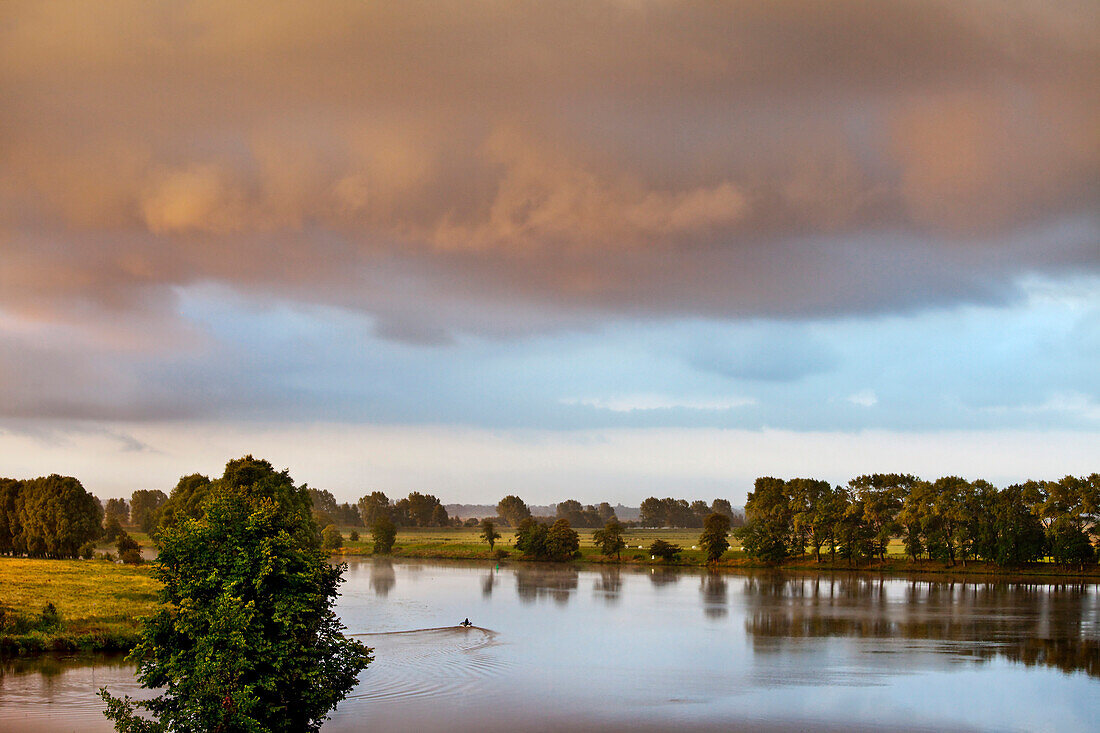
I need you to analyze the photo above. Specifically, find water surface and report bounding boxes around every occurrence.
[2,560,1098,732]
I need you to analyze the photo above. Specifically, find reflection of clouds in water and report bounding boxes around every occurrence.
[515,565,579,605]
[700,573,727,619]
[741,573,1100,678]
[370,558,395,597]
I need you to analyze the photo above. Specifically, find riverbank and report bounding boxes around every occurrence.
[5,529,1099,656]
[0,558,158,655]
[331,526,1100,580]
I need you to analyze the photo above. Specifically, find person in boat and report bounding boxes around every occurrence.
[460,618,472,627]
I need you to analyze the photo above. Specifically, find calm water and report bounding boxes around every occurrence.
[2,560,1099,732]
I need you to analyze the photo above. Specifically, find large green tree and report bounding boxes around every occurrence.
[738,477,793,563]
[18,475,102,558]
[157,473,212,531]
[100,456,370,732]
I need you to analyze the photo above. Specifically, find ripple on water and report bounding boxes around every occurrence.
[346,626,510,703]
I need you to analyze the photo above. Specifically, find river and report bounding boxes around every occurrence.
[3,559,1099,732]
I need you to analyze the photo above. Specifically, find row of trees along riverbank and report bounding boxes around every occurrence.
[738,473,1100,568]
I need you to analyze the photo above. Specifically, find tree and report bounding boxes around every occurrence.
[639,497,663,527]
[103,513,124,543]
[357,491,391,528]
[100,456,370,732]
[711,499,734,520]
[699,512,730,563]
[648,539,682,562]
[497,495,531,527]
[514,517,548,558]
[322,524,343,551]
[992,484,1046,565]
[371,516,397,554]
[157,474,212,530]
[104,498,130,526]
[592,519,626,559]
[0,478,23,556]
[545,519,580,561]
[596,502,616,523]
[116,530,142,564]
[479,519,501,551]
[18,474,103,558]
[130,490,168,534]
[738,477,793,563]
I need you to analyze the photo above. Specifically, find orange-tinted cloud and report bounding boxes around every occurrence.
[0,0,1095,340]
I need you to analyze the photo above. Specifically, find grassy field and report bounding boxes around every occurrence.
[331,525,744,565]
[0,558,158,654]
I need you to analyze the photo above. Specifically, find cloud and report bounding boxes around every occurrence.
[0,0,1093,347]
[847,390,878,408]
[560,395,756,413]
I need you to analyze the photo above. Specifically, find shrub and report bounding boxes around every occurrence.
[116,531,143,564]
[79,541,96,559]
[39,602,62,631]
[648,539,682,561]
[348,530,360,542]
[371,516,397,554]
[322,524,343,550]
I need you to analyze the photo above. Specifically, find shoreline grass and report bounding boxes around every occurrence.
[0,558,158,655]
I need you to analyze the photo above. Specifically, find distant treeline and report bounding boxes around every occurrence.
[739,473,1100,567]
[0,475,102,558]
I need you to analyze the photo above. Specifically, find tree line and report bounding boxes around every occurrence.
[0,475,102,558]
[739,473,1100,567]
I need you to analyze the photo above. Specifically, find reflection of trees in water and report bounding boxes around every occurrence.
[515,565,579,605]
[741,574,1100,677]
[594,566,622,604]
[482,569,495,598]
[648,567,681,588]
[369,558,396,597]
[700,572,728,618]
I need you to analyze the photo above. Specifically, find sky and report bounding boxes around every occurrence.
[0,1,1097,504]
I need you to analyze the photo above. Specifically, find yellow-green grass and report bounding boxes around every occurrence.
[0,557,159,654]
[330,525,744,565]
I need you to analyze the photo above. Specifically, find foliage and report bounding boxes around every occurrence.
[479,519,501,550]
[545,519,580,561]
[592,519,626,559]
[357,491,391,528]
[497,495,532,527]
[648,539,682,561]
[699,512,730,563]
[130,490,168,534]
[738,478,794,563]
[514,517,548,558]
[639,496,733,528]
[322,524,344,550]
[104,498,130,525]
[157,474,212,531]
[555,500,605,528]
[100,455,371,733]
[348,530,359,542]
[116,531,143,564]
[103,513,124,543]
[371,516,397,554]
[7,475,104,558]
